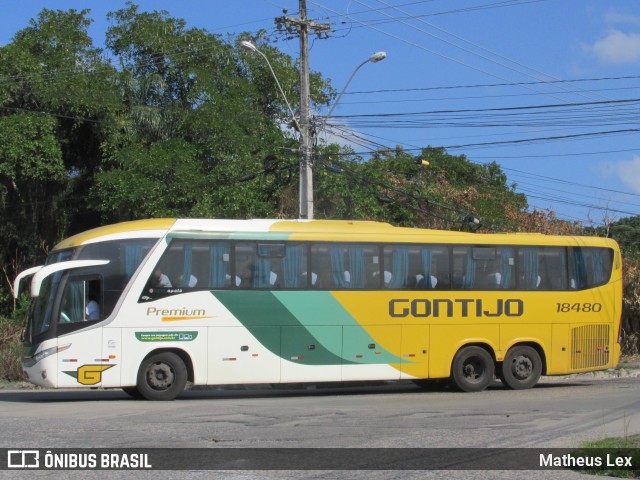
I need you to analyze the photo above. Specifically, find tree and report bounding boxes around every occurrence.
[0,8,120,313]
[93,3,333,221]
[313,145,529,231]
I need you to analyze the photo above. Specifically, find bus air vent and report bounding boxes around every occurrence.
[571,324,610,370]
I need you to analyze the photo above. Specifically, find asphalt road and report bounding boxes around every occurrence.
[1,375,639,479]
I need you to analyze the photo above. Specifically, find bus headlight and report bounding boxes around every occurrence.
[26,344,71,366]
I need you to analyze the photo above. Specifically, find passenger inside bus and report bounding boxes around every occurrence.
[415,273,438,289]
[152,268,172,288]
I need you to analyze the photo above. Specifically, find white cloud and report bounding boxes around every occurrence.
[601,155,640,193]
[586,30,640,64]
[605,11,640,26]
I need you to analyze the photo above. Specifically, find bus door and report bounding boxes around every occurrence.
[55,275,108,388]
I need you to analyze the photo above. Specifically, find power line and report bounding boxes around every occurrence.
[341,75,640,96]
[338,86,640,105]
[332,97,640,118]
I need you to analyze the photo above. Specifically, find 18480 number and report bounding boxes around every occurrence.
[556,302,602,313]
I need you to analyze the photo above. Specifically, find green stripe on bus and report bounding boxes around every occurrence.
[212,291,405,365]
[273,291,404,364]
[212,291,349,365]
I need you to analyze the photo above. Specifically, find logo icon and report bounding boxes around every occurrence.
[63,364,114,385]
[8,450,39,468]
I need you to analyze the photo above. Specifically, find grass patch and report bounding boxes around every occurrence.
[572,435,640,478]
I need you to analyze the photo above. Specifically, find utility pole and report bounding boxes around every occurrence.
[275,1,330,220]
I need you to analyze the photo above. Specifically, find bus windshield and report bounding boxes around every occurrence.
[28,250,74,340]
[26,238,158,343]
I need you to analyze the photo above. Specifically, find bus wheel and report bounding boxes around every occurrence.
[501,346,542,390]
[450,346,495,392]
[137,352,187,401]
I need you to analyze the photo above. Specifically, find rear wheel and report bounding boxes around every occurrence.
[450,346,495,392]
[500,346,542,390]
[136,352,187,401]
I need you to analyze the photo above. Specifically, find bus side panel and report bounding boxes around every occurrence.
[119,327,209,387]
[56,329,103,388]
[281,326,342,383]
[400,324,429,379]
[498,324,551,366]
[548,324,570,374]
[208,326,281,385]
[429,324,499,379]
[101,327,122,388]
[342,325,401,381]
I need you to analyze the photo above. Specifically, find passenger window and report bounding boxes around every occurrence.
[453,246,515,290]
[542,247,568,290]
[569,247,613,290]
[383,245,449,290]
[145,240,231,294]
[311,244,379,289]
[234,242,308,289]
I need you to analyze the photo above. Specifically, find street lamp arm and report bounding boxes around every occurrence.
[326,51,386,119]
[241,41,299,130]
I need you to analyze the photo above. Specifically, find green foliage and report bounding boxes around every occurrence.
[572,435,640,478]
[0,7,122,316]
[0,114,64,181]
[93,3,326,222]
[609,217,640,261]
[314,145,528,231]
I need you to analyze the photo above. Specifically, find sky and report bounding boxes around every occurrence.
[1,0,639,227]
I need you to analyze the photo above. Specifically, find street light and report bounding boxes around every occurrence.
[302,51,386,220]
[240,41,299,129]
[326,52,387,119]
[241,40,387,221]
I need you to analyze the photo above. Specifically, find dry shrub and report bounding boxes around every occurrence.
[0,317,23,381]
[622,259,640,355]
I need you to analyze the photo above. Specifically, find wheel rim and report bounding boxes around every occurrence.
[462,357,486,384]
[511,355,533,380]
[147,362,175,391]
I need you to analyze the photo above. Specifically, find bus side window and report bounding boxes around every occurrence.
[59,277,102,324]
[310,245,330,289]
[281,244,308,289]
[543,247,568,290]
[324,244,379,289]
[568,247,613,290]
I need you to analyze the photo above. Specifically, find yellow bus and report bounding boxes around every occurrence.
[14,219,622,400]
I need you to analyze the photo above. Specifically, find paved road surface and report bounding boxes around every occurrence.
[1,375,638,479]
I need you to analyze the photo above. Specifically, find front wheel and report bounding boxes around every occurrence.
[137,352,188,401]
[500,346,542,390]
[450,346,495,392]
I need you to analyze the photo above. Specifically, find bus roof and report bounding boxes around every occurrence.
[54,219,177,250]
[52,218,619,250]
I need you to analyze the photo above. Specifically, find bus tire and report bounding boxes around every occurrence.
[501,346,542,390]
[450,346,495,392]
[136,352,187,401]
